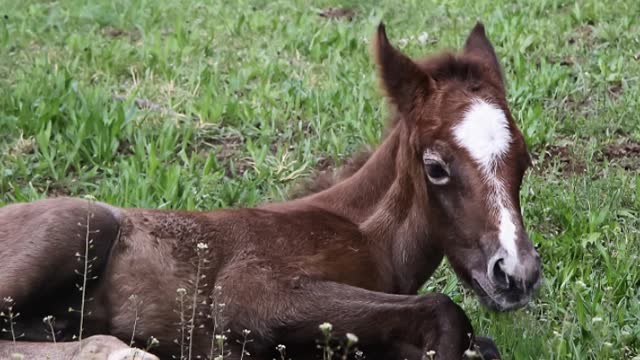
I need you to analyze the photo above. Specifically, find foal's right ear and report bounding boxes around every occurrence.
[373,23,433,120]
[464,22,504,84]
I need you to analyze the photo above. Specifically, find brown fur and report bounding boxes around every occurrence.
[0,23,541,360]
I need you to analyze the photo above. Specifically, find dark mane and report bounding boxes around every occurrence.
[289,147,374,199]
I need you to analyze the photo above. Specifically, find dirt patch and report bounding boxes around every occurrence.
[193,130,252,177]
[318,7,356,21]
[535,144,586,176]
[557,94,595,118]
[597,141,640,171]
[101,26,141,42]
[567,24,596,49]
[607,84,623,99]
[47,182,72,197]
[536,139,640,176]
[8,135,35,156]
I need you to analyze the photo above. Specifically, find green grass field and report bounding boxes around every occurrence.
[1,0,639,358]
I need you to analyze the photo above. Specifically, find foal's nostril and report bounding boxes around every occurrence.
[491,259,511,289]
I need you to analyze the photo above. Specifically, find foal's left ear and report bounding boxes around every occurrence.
[464,22,504,84]
[374,23,433,120]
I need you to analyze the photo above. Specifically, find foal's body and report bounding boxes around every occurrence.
[1,23,540,359]
[2,125,462,359]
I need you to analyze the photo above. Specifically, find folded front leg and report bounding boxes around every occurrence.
[218,274,476,360]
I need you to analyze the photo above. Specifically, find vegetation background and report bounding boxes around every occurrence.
[0,0,639,358]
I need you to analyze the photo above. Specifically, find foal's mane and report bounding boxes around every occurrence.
[290,51,498,199]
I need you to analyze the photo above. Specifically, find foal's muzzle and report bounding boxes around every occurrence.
[473,248,542,311]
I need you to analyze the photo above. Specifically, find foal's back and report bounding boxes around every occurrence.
[0,196,385,356]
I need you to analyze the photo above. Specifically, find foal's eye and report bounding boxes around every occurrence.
[425,162,450,185]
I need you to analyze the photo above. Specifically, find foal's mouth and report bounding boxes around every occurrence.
[471,273,539,312]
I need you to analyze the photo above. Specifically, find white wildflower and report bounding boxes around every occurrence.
[42,315,54,324]
[176,288,187,296]
[319,322,332,333]
[346,332,358,344]
[196,242,208,250]
[215,334,227,341]
[418,32,429,45]
[148,336,159,347]
[242,329,251,336]
[464,349,479,358]
[276,344,286,352]
[398,38,408,48]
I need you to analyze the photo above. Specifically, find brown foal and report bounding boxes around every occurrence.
[0,23,540,359]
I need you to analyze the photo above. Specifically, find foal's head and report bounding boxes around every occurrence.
[374,23,541,311]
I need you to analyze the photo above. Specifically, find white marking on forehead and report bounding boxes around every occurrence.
[453,99,521,273]
[453,100,511,172]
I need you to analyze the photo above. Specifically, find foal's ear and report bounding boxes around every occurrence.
[463,22,504,84]
[374,23,433,119]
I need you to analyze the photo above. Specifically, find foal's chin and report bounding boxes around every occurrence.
[471,277,537,312]
[477,291,533,312]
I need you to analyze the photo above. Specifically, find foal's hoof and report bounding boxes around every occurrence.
[473,336,501,360]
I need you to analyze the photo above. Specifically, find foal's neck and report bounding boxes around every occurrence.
[313,123,443,293]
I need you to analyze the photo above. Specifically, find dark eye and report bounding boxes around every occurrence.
[425,162,450,185]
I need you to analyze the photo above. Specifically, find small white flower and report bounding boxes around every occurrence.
[319,322,333,332]
[215,334,227,341]
[276,344,286,352]
[464,349,479,358]
[398,38,408,48]
[148,336,160,346]
[346,333,358,344]
[592,317,603,324]
[196,242,208,250]
[242,329,251,336]
[42,315,54,324]
[418,32,429,45]
[3,297,13,303]
[176,288,187,295]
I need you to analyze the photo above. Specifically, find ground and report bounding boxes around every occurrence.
[0,0,639,359]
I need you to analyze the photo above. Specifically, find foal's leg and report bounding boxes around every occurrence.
[0,197,120,340]
[218,274,474,360]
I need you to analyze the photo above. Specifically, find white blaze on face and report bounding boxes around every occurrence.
[453,99,520,273]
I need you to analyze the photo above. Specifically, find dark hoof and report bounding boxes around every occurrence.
[474,336,501,360]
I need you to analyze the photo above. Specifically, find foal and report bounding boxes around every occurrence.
[0,23,540,359]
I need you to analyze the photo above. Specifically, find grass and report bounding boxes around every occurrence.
[0,0,639,358]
